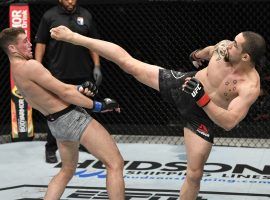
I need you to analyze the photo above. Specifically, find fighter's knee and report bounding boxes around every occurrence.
[120,57,139,76]
[60,167,76,180]
[186,168,203,183]
[105,156,124,172]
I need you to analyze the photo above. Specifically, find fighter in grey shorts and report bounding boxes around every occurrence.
[46,105,93,141]
[0,27,125,200]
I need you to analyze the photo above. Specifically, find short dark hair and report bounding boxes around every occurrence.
[0,27,25,54]
[241,31,266,67]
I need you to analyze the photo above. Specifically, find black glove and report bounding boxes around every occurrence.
[189,49,205,69]
[93,66,102,86]
[92,98,119,112]
[182,77,210,107]
[77,81,98,96]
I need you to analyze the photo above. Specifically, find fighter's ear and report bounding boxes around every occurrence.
[242,53,250,62]
[8,44,16,54]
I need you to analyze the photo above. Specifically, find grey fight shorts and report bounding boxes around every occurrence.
[46,105,93,141]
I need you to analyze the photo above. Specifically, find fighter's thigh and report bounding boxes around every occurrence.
[57,141,79,169]
[184,128,212,170]
[80,119,123,164]
[128,58,162,91]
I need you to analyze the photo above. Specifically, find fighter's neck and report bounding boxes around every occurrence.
[9,54,29,67]
[230,62,254,75]
[10,52,29,61]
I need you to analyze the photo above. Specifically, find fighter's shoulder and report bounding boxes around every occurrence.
[25,59,43,69]
[25,60,50,79]
[26,59,41,65]
[210,40,231,60]
[214,40,231,49]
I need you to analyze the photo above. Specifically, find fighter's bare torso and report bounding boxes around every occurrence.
[195,40,260,109]
[10,58,69,116]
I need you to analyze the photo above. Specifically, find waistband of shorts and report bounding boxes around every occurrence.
[46,105,76,122]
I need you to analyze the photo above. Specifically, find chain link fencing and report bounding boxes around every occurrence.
[0,0,269,147]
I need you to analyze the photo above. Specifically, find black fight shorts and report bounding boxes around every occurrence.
[159,69,215,143]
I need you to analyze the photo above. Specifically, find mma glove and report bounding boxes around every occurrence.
[77,81,98,96]
[182,77,210,107]
[93,66,102,86]
[92,98,119,112]
[189,49,205,69]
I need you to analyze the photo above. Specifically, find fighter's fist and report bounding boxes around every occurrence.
[50,25,74,42]
[189,49,205,69]
[77,81,98,97]
[182,77,210,107]
[92,98,120,113]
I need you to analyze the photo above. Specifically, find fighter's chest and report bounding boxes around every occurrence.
[216,76,240,102]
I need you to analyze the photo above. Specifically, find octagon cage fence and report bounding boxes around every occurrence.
[0,0,269,147]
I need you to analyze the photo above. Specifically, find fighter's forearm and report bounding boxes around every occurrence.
[60,84,94,109]
[203,101,239,131]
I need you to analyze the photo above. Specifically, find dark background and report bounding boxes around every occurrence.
[0,0,269,145]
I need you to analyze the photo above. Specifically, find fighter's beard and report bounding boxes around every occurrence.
[224,52,230,62]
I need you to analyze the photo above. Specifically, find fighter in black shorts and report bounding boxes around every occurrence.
[51,26,265,200]
[159,69,215,143]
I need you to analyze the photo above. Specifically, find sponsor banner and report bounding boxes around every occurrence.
[9,4,34,141]
[0,142,269,199]
[0,186,269,200]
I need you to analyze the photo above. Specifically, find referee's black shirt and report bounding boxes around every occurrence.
[35,5,99,80]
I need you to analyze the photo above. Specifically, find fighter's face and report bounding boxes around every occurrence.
[13,33,33,59]
[226,33,245,63]
[59,0,77,12]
